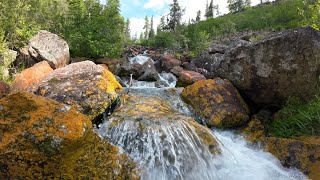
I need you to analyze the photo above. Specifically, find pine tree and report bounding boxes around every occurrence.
[124,18,131,40]
[205,0,209,19]
[166,0,184,32]
[207,0,214,18]
[195,10,201,22]
[227,0,250,13]
[143,15,149,40]
[149,16,155,39]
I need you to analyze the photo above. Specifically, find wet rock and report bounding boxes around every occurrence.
[138,60,159,81]
[0,92,138,179]
[194,27,320,107]
[12,61,53,92]
[0,81,10,99]
[265,137,320,180]
[105,94,220,154]
[36,61,122,121]
[177,70,206,87]
[161,54,181,71]
[28,30,70,69]
[181,78,249,128]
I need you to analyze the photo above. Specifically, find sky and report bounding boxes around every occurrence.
[102,0,264,37]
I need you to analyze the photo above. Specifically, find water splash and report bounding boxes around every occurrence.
[98,119,220,180]
[96,88,307,180]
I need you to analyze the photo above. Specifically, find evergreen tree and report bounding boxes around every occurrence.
[207,0,214,18]
[143,15,149,40]
[196,10,201,22]
[166,0,184,32]
[124,18,131,40]
[149,16,155,39]
[228,0,251,13]
[205,0,209,19]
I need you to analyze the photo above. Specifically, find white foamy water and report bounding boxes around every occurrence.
[212,130,306,180]
[96,86,307,180]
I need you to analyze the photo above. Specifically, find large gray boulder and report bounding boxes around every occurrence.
[193,26,320,107]
[28,30,70,69]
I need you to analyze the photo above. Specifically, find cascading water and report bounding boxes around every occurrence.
[96,54,307,180]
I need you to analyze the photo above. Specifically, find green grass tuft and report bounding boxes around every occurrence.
[269,96,320,138]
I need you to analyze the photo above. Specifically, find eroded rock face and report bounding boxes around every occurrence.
[12,61,53,92]
[0,92,138,179]
[28,30,70,69]
[0,81,10,99]
[36,61,122,121]
[265,137,320,180]
[181,78,249,128]
[193,27,320,107]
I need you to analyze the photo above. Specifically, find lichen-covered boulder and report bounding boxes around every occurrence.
[0,92,138,179]
[181,78,249,128]
[265,137,320,180]
[36,61,122,121]
[177,70,206,87]
[28,30,70,69]
[0,81,10,99]
[12,61,53,92]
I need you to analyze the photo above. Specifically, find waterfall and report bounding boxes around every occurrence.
[97,53,307,179]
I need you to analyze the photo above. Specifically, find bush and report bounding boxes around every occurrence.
[268,96,320,138]
[0,32,16,83]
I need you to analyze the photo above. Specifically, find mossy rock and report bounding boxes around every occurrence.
[0,92,138,179]
[181,78,249,128]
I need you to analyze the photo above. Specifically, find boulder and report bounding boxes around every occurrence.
[265,137,320,180]
[70,57,92,63]
[137,60,159,81]
[181,78,249,128]
[94,58,122,75]
[28,30,70,69]
[170,66,184,76]
[12,61,53,92]
[0,49,17,80]
[36,61,122,121]
[194,27,320,107]
[177,70,206,87]
[0,81,10,99]
[161,54,181,71]
[0,92,138,179]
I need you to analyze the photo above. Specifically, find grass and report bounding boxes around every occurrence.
[269,96,320,138]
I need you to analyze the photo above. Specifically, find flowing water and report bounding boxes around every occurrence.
[96,55,307,180]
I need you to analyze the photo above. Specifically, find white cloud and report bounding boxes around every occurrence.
[129,15,162,38]
[143,0,171,9]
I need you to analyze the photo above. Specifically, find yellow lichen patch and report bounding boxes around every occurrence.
[265,137,320,179]
[181,78,249,128]
[67,87,73,91]
[97,69,122,94]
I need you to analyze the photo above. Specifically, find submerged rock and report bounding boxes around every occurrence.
[36,61,122,121]
[181,78,249,128]
[0,92,138,179]
[12,61,53,92]
[98,94,220,179]
[28,30,70,69]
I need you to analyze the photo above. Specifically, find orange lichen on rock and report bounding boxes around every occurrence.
[181,78,249,128]
[0,92,138,179]
[12,61,53,92]
[265,137,320,180]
